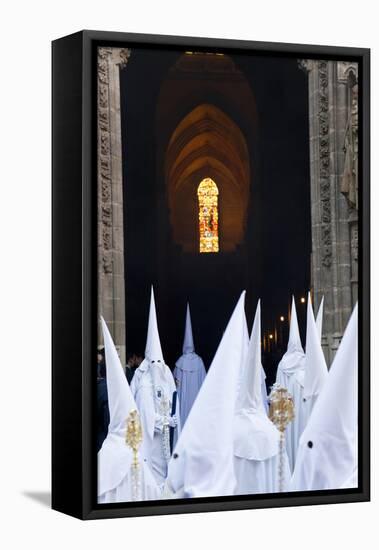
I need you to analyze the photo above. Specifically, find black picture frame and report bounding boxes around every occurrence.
[52,30,370,520]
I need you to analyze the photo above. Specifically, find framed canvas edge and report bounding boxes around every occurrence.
[54,30,370,520]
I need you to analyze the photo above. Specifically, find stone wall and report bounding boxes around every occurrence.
[97,47,130,364]
[300,60,359,364]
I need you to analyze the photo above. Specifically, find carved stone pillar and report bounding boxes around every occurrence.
[97,47,130,365]
[300,59,359,364]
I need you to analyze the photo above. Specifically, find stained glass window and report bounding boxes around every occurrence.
[198,178,219,253]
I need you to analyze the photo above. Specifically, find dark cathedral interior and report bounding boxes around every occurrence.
[120,47,311,386]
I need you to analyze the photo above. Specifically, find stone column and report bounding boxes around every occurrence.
[97,47,130,365]
[299,59,358,364]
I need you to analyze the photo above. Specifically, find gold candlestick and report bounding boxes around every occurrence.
[268,384,295,492]
[126,409,143,466]
[125,409,143,500]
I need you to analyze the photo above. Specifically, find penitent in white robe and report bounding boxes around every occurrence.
[130,287,180,488]
[275,297,306,472]
[97,318,160,503]
[174,304,206,426]
[131,361,178,487]
[234,301,291,495]
[166,292,247,499]
[276,295,327,473]
[234,452,286,494]
[298,293,328,434]
[291,305,358,492]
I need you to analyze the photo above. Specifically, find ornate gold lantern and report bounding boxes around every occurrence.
[125,409,143,500]
[268,384,295,492]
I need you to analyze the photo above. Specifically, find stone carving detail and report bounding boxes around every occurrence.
[351,224,358,262]
[318,61,332,268]
[103,255,113,273]
[98,47,131,274]
[97,47,130,363]
[337,61,358,83]
[298,58,358,362]
[342,76,358,209]
[297,59,315,73]
[98,47,113,273]
[119,48,131,69]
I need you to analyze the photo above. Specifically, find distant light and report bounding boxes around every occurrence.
[280,316,285,322]
[300,297,306,303]
[269,334,274,339]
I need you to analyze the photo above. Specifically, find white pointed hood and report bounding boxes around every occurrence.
[144,286,164,364]
[240,310,267,412]
[166,291,247,497]
[234,301,280,461]
[242,311,250,368]
[101,317,136,437]
[241,300,264,412]
[98,318,139,496]
[291,304,358,491]
[235,310,250,409]
[303,293,328,400]
[288,296,303,353]
[183,303,195,354]
[315,296,324,342]
[277,297,305,376]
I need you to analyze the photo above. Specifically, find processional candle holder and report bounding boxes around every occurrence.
[125,409,143,501]
[268,384,295,492]
[160,397,171,466]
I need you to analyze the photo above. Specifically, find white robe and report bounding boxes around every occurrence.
[296,294,328,442]
[131,360,179,487]
[291,305,358,492]
[97,317,160,504]
[340,468,358,489]
[275,296,307,472]
[234,455,289,495]
[98,435,161,503]
[261,367,269,414]
[174,353,206,426]
[234,410,291,495]
[174,303,206,426]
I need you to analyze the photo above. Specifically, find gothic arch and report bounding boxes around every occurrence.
[166,103,250,253]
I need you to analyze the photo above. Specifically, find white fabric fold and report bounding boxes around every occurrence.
[234,300,290,494]
[303,292,328,401]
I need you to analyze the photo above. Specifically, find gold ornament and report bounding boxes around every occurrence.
[268,384,295,492]
[125,409,143,469]
[125,409,143,501]
[268,384,295,432]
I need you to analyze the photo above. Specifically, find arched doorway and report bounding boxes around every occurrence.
[121,49,310,372]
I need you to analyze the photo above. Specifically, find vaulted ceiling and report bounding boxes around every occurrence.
[166,103,251,253]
